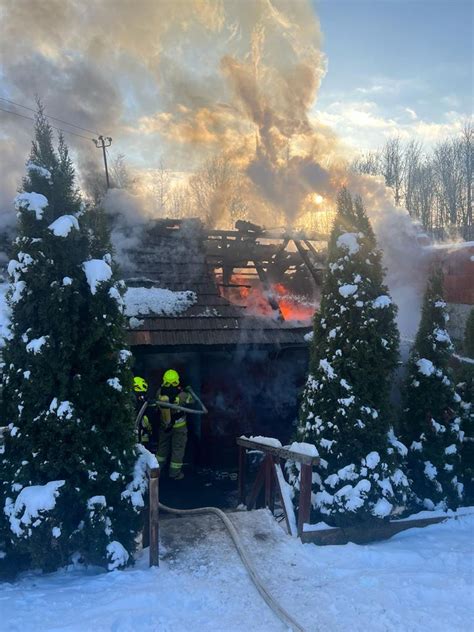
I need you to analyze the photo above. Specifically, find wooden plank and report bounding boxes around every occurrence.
[237,437,320,466]
[148,467,160,567]
[273,462,298,536]
[246,459,267,510]
[238,445,246,505]
[297,463,312,537]
[300,515,450,546]
[264,455,274,511]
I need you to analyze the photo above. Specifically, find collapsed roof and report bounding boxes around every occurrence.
[122,219,325,349]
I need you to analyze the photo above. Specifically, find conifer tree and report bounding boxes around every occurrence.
[458,308,474,504]
[464,308,474,359]
[0,105,153,574]
[292,189,409,527]
[401,269,464,510]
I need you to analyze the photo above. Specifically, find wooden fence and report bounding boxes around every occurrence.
[237,437,319,537]
[143,465,160,567]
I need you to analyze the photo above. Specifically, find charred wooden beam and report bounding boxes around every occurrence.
[293,240,322,285]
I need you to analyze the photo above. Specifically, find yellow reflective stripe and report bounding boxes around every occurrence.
[174,420,186,428]
[157,456,167,463]
[170,461,182,469]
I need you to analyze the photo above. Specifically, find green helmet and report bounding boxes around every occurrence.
[133,376,148,393]
[162,369,180,387]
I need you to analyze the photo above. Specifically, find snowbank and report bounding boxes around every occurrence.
[124,286,197,317]
[2,509,472,631]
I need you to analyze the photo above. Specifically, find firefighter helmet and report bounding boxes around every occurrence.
[163,369,180,387]
[133,376,148,392]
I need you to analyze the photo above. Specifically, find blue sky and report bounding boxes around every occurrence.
[313,0,473,149]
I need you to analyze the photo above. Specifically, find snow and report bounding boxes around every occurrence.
[244,435,282,448]
[424,461,438,480]
[319,358,336,379]
[365,451,380,469]
[121,445,159,510]
[372,497,393,518]
[0,282,12,347]
[82,259,113,294]
[287,441,319,458]
[48,215,79,237]
[14,191,49,220]
[107,377,122,392]
[56,401,74,420]
[338,283,358,298]
[25,336,47,354]
[3,509,473,631]
[372,295,392,309]
[303,330,314,342]
[336,232,360,255]
[433,327,451,344]
[107,541,130,571]
[417,357,435,377]
[26,162,52,181]
[4,480,65,537]
[124,286,197,317]
[63,277,73,286]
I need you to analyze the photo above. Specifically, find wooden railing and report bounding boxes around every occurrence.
[237,437,320,537]
[143,465,160,567]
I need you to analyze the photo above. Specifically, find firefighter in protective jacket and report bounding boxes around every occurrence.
[133,376,153,447]
[156,369,194,480]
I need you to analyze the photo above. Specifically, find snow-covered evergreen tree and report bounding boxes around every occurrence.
[292,189,409,527]
[0,105,153,574]
[457,308,474,504]
[400,269,464,510]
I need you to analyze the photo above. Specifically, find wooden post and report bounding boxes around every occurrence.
[149,467,160,567]
[238,445,246,505]
[264,455,274,512]
[297,463,312,537]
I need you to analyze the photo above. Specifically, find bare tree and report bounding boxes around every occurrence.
[461,121,473,228]
[403,140,422,215]
[382,137,404,205]
[351,151,381,176]
[189,154,248,228]
[152,160,172,215]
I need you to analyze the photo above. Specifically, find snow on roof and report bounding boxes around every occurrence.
[124,286,197,318]
[14,192,49,220]
[82,259,113,295]
[48,215,79,237]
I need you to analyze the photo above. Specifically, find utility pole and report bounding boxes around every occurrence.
[93,135,112,189]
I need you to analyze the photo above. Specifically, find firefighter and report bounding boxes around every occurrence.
[133,376,153,448]
[156,369,194,480]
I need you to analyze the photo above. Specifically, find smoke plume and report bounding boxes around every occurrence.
[0,0,428,334]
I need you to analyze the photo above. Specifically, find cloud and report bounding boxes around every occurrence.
[314,100,468,151]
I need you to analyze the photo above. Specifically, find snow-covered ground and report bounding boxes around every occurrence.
[1,509,473,632]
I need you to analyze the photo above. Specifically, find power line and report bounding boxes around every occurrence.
[0,105,94,141]
[0,96,101,136]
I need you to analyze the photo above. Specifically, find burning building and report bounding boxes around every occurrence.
[122,218,325,469]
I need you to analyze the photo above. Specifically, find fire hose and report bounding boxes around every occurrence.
[134,397,307,631]
[158,502,307,632]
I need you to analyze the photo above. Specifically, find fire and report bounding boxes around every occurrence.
[218,273,317,322]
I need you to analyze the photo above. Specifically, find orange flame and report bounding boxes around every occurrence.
[218,274,316,322]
